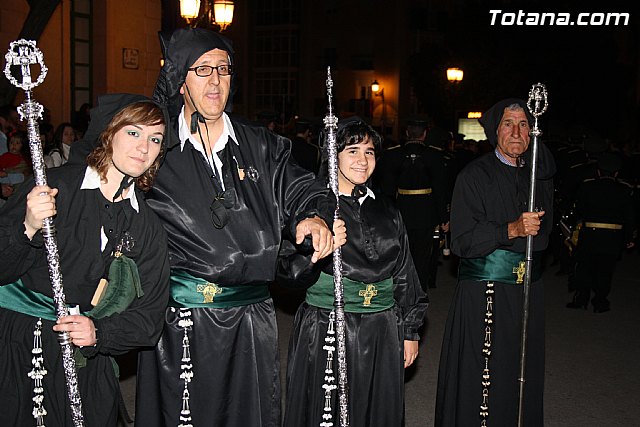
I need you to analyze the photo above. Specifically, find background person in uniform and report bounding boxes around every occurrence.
[290,118,319,173]
[566,152,635,313]
[424,126,454,288]
[435,99,555,426]
[374,118,448,291]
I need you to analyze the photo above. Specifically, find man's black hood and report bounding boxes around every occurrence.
[153,27,235,121]
[478,98,533,147]
[68,93,171,165]
[479,97,555,180]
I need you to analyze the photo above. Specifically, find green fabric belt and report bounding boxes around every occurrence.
[458,249,543,285]
[169,269,270,308]
[0,280,58,321]
[305,271,394,313]
[0,279,127,375]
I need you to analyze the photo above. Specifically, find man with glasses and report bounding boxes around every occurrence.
[136,28,337,427]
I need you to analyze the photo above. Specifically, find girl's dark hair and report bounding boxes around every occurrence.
[318,118,382,179]
[335,119,382,155]
[86,101,165,192]
[49,122,74,156]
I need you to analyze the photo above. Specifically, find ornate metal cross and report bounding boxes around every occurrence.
[196,282,223,303]
[358,284,378,306]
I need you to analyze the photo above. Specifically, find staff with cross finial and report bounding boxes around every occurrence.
[4,39,85,427]
[517,83,548,427]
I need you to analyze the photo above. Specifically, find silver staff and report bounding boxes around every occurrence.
[517,83,548,427]
[322,66,349,427]
[4,39,85,426]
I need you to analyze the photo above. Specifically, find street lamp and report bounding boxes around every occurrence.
[180,0,234,31]
[446,67,464,82]
[446,68,463,134]
[371,80,386,131]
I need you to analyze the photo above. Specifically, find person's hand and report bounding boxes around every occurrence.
[295,216,333,263]
[508,211,545,239]
[24,185,58,240]
[53,315,97,347]
[404,340,419,368]
[441,221,450,233]
[0,169,7,178]
[332,218,347,251]
[627,241,635,249]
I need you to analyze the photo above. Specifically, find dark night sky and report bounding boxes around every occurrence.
[413,0,638,141]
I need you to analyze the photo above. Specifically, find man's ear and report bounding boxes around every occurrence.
[180,84,185,95]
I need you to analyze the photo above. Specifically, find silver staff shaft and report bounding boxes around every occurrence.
[5,39,85,426]
[517,83,548,427]
[324,66,349,427]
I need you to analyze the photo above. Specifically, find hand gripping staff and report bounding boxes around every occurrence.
[517,83,548,427]
[319,66,349,427]
[4,40,85,426]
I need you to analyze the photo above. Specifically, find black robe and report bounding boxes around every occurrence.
[278,191,428,427]
[435,146,555,427]
[373,142,449,292]
[136,115,332,427]
[0,165,170,426]
[572,175,635,309]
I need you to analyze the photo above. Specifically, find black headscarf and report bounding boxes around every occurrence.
[153,28,235,121]
[478,97,555,179]
[68,93,171,166]
[478,98,533,147]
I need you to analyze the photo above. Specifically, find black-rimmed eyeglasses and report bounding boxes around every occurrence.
[188,64,233,77]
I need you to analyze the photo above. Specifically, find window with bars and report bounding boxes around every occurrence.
[252,0,299,115]
[71,0,92,115]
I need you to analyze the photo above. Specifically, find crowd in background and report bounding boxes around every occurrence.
[2,100,638,295]
[269,112,640,299]
[0,103,90,206]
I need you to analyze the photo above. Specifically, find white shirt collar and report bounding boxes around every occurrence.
[62,143,71,160]
[80,166,139,212]
[178,106,238,153]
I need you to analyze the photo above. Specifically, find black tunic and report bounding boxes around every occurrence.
[136,115,331,427]
[290,135,320,174]
[0,165,170,427]
[571,175,635,308]
[374,141,449,292]
[375,141,448,230]
[278,191,428,427]
[435,146,555,427]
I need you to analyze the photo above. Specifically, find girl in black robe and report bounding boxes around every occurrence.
[278,118,428,426]
[0,94,170,426]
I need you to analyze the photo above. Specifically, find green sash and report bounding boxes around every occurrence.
[458,249,542,284]
[0,280,57,321]
[169,269,270,308]
[305,272,394,313]
[0,280,123,373]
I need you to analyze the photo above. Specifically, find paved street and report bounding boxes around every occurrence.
[120,251,640,426]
